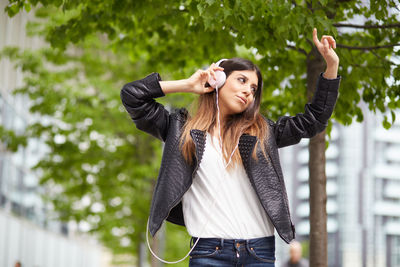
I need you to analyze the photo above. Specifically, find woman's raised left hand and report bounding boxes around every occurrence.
[313,28,339,67]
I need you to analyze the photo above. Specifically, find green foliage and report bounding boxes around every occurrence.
[2,0,400,264]
[1,40,164,260]
[0,125,27,152]
[301,239,310,259]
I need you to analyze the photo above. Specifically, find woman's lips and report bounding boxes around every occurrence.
[237,96,247,104]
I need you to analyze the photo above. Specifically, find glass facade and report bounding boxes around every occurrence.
[0,3,112,266]
[276,106,400,267]
[0,84,49,228]
[392,236,400,267]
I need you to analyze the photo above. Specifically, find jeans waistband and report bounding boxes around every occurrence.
[190,235,275,249]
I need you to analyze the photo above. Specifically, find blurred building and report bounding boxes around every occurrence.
[277,104,400,267]
[0,3,112,267]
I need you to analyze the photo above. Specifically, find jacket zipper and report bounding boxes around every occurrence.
[244,142,293,243]
[163,133,202,225]
[247,172,283,240]
[163,160,200,222]
[266,151,295,239]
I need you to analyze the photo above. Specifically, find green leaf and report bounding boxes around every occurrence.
[307,16,314,27]
[6,4,21,17]
[391,110,396,124]
[205,0,216,5]
[24,2,31,12]
[319,0,328,6]
[383,115,391,129]
[197,3,205,15]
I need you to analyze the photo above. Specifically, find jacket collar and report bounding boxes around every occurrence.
[189,129,257,166]
[189,129,207,164]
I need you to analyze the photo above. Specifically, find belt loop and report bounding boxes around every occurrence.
[220,238,224,248]
[246,238,251,251]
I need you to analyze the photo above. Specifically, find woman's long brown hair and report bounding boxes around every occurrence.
[179,57,268,170]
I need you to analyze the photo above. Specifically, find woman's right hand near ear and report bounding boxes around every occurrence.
[159,63,223,95]
[187,63,224,95]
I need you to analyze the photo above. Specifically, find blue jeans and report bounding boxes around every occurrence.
[188,235,275,266]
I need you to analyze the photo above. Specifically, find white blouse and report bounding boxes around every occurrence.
[181,132,274,239]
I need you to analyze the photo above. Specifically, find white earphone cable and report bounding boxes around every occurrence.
[215,84,238,167]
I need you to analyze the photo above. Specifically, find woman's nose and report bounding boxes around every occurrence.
[242,86,252,95]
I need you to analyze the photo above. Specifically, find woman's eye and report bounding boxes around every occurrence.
[238,77,256,93]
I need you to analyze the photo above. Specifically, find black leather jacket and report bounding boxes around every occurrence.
[120,72,340,244]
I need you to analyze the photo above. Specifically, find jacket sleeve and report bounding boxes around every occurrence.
[271,72,341,148]
[120,72,170,142]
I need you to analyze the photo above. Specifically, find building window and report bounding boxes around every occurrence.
[392,236,400,267]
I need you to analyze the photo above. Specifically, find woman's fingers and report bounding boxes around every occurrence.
[208,63,224,81]
[323,38,330,53]
[312,29,339,66]
[314,28,337,50]
[313,28,321,47]
[210,63,216,78]
[202,70,210,81]
[190,64,225,94]
[207,63,216,80]
[198,70,208,84]
[211,69,216,80]
[321,35,336,49]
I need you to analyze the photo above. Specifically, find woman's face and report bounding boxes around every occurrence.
[217,70,258,118]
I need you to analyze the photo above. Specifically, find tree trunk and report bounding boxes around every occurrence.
[307,45,328,267]
[151,234,161,267]
[138,240,147,267]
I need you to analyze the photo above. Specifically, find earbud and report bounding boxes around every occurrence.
[207,58,227,90]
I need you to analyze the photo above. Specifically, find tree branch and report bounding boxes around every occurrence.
[371,50,396,66]
[390,0,400,12]
[337,43,400,50]
[333,23,400,29]
[287,45,307,56]
[349,63,391,70]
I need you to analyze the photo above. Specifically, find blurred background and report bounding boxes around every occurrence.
[1,0,399,266]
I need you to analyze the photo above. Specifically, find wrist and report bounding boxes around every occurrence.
[184,79,194,93]
[160,79,192,94]
[323,63,339,79]
[326,57,339,68]
[327,61,339,68]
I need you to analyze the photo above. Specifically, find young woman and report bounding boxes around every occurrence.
[120,28,341,266]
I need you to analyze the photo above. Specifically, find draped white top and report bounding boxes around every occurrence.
[182,132,274,239]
